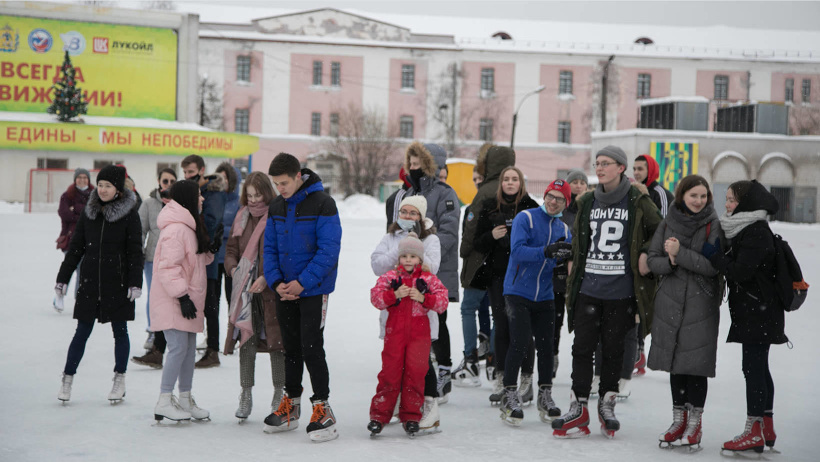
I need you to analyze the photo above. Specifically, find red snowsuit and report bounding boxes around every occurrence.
[369,265,448,423]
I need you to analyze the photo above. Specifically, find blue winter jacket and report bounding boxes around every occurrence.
[217,190,240,265]
[263,169,341,297]
[503,207,572,302]
[201,176,226,279]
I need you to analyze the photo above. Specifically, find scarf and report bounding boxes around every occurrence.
[227,205,269,348]
[719,209,768,238]
[593,175,631,207]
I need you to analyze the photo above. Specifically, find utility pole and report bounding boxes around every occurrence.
[449,63,458,156]
[600,55,615,132]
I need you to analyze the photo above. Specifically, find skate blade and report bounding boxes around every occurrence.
[601,426,616,439]
[453,378,481,388]
[500,413,522,427]
[237,417,248,424]
[539,412,558,423]
[309,427,339,443]
[553,426,591,439]
[108,398,124,405]
[152,415,191,426]
[521,399,533,407]
[415,427,442,436]
[262,421,299,433]
[720,449,765,459]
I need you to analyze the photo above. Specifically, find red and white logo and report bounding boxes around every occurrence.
[93,37,108,53]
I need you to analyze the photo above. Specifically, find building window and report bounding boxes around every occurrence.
[479,118,493,141]
[36,158,68,169]
[481,68,495,92]
[234,109,249,133]
[801,79,811,102]
[329,113,339,136]
[312,61,322,86]
[558,121,571,143]
[156,162,178,176]
[559,70,573,95]
[401,64,415,89]
[714,75,729,100]
[331,62,341,87]
[399,116,414,139]
[637,73,651,98]
[311,112,321,136]
[236,55,251,82]
[93,160,123,170]
[785,78,794,102]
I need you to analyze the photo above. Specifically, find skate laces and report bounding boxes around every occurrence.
[731,417,758,441]
[539,387,556,410]
[170,395,185,411]
[275,395,294,418]
[310,402,328,423]
[666,406,687,434]
[505,388,522,411]
[598,395,616,420]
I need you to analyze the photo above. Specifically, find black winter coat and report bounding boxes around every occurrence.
[57,189,144,324]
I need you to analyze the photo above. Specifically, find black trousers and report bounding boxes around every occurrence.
[742,343,774,417]
[432,311,451,368]
[594,324,639,380]
[424,356,437,396]
[488,277,534,374]
[276,293,330,401]
[553,292,565,354]
[217,263,233,307]
[571,294,636,399]
[670,373,708,408]
[204,278,220,351]
[503,295,555,388]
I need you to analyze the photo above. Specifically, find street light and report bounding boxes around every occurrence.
[510,85,546,149]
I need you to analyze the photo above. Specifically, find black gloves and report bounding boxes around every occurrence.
[545,237,573,261]
[415,278,428,294]
[390,278,402,290]
[209,226,223,254]
[178,294,197,319]
[702,239,721,259]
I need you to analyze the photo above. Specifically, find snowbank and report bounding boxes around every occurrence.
[336,194,385,220]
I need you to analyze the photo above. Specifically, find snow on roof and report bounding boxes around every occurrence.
[638,96,710,106]
[760,152,794,166]
[446,157,476,165]
[0,111,212,131]
[712,151,748,168]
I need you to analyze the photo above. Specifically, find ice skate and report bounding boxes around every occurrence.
[721,416,765,455]
[53,294,65,313]
[659,405,688,448]
[477,332,490,360]
[131,348,163,369]
[389,394,401,424]
[436,366,451,404]
[367,420,383,437]
[485,353,495,381]
[403,421,419,438]
[235,387,252,422]
[418,396,441,435]
[537,385,561,423]
[178,391,209,421]
[518,373,533,406]
[107,372,126,403]
[153,393,191,423]
[500,386,524,426]
[306,399,338,443]
[763,415,777,452]
[263,394,300,433]
[143,332,155,351]
[271,387,284,415]
[598,391,620,438]
[552,391,591,438]
[452,353,480,387]
[680,406,703,452]
[616,378,631,401]
[58,373,73,403]
[489,372,504,406]
[633,349,646,376]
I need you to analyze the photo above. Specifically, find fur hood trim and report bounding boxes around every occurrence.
[85,188,137,222]
[204,174,226,192]
[404,142,438,177]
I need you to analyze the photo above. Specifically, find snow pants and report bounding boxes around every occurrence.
[370,305,431,424]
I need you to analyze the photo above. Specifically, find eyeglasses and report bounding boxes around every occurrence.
[545,195,566,205]
[593,161,618,169]
[161,179,176,185]
[399,209,421,218]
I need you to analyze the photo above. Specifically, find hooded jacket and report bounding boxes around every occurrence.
[138,188,164,262]
[200,174,226,279]
[637,155,674,218]
[149,200,214,333]
[57,188,143,324]
[263,169,342,298]
[460,145,516,288]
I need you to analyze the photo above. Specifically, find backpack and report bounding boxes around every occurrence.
[772,233,809,312]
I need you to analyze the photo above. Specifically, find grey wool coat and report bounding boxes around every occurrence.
[646,203,723,378]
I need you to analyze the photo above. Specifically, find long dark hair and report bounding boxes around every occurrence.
[494,166,528,213]
[170,180,210,254]
[674,174,713,210]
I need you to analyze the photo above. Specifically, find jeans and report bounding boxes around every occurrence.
[160,329,197,393]
[503,296,555,388]
[64,319,129,375]
[742,343,774,417]
[460,287,487,356]
[143,261,153,330]
[276,293,330,401]
[478,291,491,338]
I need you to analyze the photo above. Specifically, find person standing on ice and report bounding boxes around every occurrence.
[149,180,219,422]
[553,146,662,439]
[498,179,572,426]
[645,175,723,450]
[371,196,442,434]
[55,167,94,305]
[223,172,285,423]
[706,180,787,455]
[368,233,449,437]
[261,153,342,443]
[55,164,143,404]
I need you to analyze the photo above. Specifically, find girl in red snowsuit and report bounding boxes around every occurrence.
[369,234,448,431]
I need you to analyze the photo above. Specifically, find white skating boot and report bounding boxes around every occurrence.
[236,387,252,421]
[154,393,192,422]
[616,378,631,400]
[107,372,126,403]
[418,396,441,435]
[489,372,504,406]
[519,373,534,406]
[179,391,210,421]
[590,375,600,398]
[58,373,73,402]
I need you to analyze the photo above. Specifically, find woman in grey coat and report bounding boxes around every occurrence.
[646,175,723,450]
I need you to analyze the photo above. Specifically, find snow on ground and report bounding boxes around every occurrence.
[1,201,818,461]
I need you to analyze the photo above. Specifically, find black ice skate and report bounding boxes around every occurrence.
[537,385,561,423]
[500,386,524,426]
[403,420,420,438]
[263,394,300,433]
[598,391,620,438]
[368,420,383,437]
[552,392,591,438]
[306,399,338,443]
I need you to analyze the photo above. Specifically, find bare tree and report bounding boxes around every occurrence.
[322,104,401,196]
[142,1,176,10]
[790,104,820,135]
[197,76,223,130]
[429,63,462,156]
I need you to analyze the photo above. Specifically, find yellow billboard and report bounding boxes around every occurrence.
[1,121,259,158]
[0,15,177,120]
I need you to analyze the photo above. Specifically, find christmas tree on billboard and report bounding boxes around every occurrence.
[47,51,88,122]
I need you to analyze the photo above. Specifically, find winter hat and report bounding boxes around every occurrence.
[398,232,425,262]
[170,179,201,221]
[424,143,448,173]
[399,195,428,219]
[96,164,126,191]
[596,145,628,167]
[544,179,572,205]
[565,168,587,185]
[74,167,90,181]
[731,180,780,215]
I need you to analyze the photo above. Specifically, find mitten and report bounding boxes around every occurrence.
[702,239,721,259]
[127,287,142,302]
[178,294,197,320]
[545,237,572,261]
[209,226,224,254]
[390,278,402,291]
[416,278,428,294]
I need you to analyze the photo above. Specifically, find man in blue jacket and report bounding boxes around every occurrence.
[262,153,342,443]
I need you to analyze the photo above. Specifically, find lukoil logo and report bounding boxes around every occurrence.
[60,31,86,55]
[28,28,53,53]
[93,37,108,53]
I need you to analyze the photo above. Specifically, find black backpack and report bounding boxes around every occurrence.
[772,233,809,312]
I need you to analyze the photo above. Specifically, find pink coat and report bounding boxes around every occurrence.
[149,201,214,333]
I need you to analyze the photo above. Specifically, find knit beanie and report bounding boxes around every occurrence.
[74,167,90,181]
[544,179,572,205]
[399,195,428,219]
[398,232,425,262]
[565,168,587,185]
[96,164,126,192]
[596,145,628,166]
[170,180,201,221]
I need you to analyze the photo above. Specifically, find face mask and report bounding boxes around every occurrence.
[397,218,417,232]
[188,174,201,183]
[541,203,563,218]
[76,185,88,191]
[408,169,424,184]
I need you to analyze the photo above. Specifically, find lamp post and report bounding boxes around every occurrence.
[510,85,546,149]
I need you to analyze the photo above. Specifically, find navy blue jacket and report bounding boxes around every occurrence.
[217,190,240,265]
[263,169,341,297]
[201,175,226,279]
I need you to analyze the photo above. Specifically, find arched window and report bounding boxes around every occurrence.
[634,37,654,45]
[492,32,512,40]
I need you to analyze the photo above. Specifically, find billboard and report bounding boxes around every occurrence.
[0,15,177,120]
[649,141,699,194]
